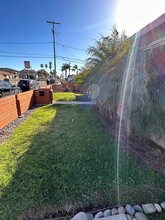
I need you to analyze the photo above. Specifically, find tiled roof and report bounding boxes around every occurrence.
[0,68,19,74]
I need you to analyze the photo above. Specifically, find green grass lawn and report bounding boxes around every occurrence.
[0,105,165,219]
[53,92,83,101]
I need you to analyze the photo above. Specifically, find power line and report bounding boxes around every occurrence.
[0,54,85,64]
[0,41,87,51]
[56,34,87,51]
[0,54,51,58]
[41,1,51,21]
[0,50,51,56]
[58,57,84,64]
[56,42,86,51]
[63,47,81,60]
[0,30,50,35]
[0,50,85,62]
[0,42,52,45]
[58,56,84,63]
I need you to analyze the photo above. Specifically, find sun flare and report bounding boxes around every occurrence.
[115,0,165,36]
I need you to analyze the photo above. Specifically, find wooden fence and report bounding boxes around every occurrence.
[0,95,18,129]
[16,91,34,116]
[0,88,53,129]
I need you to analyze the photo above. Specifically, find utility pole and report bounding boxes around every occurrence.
[46,20,60,79]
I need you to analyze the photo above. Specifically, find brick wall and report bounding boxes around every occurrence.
[34,89,53,105]
[0,95,18,129]
[52,85,66,92]
[52,84,81,92]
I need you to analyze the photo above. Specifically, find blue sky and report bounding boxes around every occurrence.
[0,0,164,75]
[0,0,116,74]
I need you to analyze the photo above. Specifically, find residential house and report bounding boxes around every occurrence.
[19,69,37,79]
[0,70,19,82]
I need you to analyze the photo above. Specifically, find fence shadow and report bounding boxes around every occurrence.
[1,104,165,220]
[1,104,115,219]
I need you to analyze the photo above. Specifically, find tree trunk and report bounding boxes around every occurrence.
[65,70,67,79]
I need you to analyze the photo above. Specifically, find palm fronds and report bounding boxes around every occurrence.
[84,25,165,140]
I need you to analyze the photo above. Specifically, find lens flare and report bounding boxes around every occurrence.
[87,84,100,100]
[115,0,165,36]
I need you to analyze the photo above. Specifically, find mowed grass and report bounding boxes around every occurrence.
[53,92,83,101]
[0,105,165,219]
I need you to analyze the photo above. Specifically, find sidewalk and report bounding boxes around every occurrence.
[53,100,96,105]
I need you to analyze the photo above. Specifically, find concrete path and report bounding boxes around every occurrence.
[53,101,96,105]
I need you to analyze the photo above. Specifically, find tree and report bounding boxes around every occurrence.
[83,24,165,142]
[127,49,165,140]
[37,69,49,78]
[87,25,128,67]
[72,64,79,75]
[74,69,90,85]
[61,63,71,79]
[49,62,52,73]
[40,64,44,69]
[45,64,48,72]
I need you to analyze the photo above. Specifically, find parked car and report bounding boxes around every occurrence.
[0,80,21,98]
[17,79,39,92]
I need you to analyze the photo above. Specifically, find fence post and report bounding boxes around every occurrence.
[15,94,22,116]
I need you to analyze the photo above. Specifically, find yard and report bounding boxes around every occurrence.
[0,103,165,219]
[53,92,84,101]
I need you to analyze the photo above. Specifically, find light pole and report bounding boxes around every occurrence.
[46,20,60,79]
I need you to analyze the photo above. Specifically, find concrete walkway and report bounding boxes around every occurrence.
[53,101,96,105]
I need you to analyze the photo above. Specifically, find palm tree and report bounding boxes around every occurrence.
[87,25,128,67]
[37,69,49,78]
[72,64,79,75]
[88,42,165,140]
[49,62,52,73]
[83,24,165,141]
[61,63,70,79]
[69,63,71,76]
[45,64,48,72]
[128,50,165,140]
[40,64,44,69]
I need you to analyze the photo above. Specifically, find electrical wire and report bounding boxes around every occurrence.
[0,50,51,56]
[0,54,85,64]
[56,42,86,51]
[36,0,51,21]
[0,30,49,35]
[0,42,52,45]
[0,41,86,51]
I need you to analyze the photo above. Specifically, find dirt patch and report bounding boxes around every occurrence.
[0,106,38,144]
[94,107,165,178]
